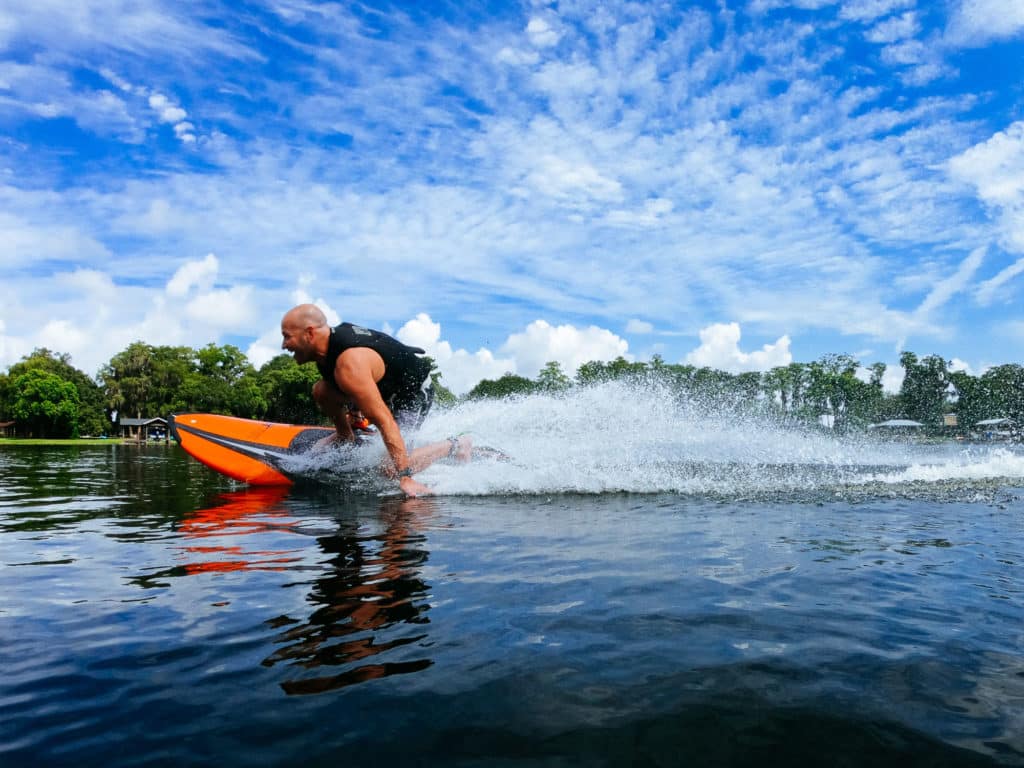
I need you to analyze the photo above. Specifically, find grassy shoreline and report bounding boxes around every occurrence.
[0,438,132,446]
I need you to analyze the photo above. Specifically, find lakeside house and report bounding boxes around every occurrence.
[118,417,168,441]
[975,417,1018,441]
[0,420,15,437]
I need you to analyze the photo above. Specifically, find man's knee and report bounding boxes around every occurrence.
[312,379,342,411]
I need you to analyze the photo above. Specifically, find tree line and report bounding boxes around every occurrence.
[464,352,1023,435]
[0,343,1020,438]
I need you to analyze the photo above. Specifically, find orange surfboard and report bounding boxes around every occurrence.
[170,413,334,485]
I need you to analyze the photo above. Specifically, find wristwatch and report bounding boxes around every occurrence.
[397,468,413,479]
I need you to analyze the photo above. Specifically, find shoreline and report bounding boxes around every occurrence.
[0,438,133,446]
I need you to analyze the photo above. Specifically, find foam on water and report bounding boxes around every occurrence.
[287,381,1024,498]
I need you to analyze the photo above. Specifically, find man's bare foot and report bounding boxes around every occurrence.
[448,435,473,463]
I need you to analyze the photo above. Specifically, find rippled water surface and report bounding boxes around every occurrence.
[2,402,1024,767]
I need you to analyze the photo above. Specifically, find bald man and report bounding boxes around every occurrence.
[281,304,467,496]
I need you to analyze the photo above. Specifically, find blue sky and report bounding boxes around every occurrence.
[2,0,1023,394]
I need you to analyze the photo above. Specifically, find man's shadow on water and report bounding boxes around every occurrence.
[167,487,438,696]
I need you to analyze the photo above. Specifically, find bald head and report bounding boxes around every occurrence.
[281,303,330,364]
[282,303,327,329]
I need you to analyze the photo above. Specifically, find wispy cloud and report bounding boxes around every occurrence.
[1,0,1020,386]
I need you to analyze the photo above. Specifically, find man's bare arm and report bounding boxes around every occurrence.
[335,349,432,496]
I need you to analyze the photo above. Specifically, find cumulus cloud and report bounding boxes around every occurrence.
[526,17,561,48]
[685,323,792,373]
[396,313,515,396]
[501,319,630,380]
[881,364,905,393]
[166,253,219,297]
[184,285,255,330]
[149,93,187,123]
[949,121,1024,252]
[946,0,1024,46]
[2,0,1019,381]
[148,92,194,142]
[0,317,30,371]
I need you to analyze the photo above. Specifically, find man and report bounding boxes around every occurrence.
[280,303,467,496]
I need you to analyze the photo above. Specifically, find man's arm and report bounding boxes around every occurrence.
[334,349,432,497]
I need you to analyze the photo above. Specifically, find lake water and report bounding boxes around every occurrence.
[2,389,1023,767]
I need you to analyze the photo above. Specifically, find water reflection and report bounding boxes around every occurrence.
[141,488,437,695]
[174,486,303,576]
[263,496,436,695]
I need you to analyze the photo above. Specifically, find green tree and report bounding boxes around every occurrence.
[0,372,10,422]
[466,373,536,399]
[575,360,611,386]
[949,370,988,434]
[100,342,155,420]
[899,352,950,426]
[804,354,882,430]
[689,366,735,403]
[10,368,80,437]
[257,354,322,423]
[731,371,763,408]
[185,344,266,417]
[147,346,196,415]
[6,348,108,435]
[980,364,1024,424]
[536,361,571,392]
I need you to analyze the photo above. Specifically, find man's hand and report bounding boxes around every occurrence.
[399,475,433,497]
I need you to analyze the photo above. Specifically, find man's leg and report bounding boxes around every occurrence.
[312,379,355,441]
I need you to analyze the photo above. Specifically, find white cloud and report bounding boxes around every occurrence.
[2,0,1019,382]
[625,319,654,334]
[881,363,905,393]
[245,329,282,370]
[149,93,187,123]
[184,285,255,330]
[606,197,674,228]
[839,0,915,23]
[527,154,623,202]
[0,317,30,371]
[166,253,218,297]
[526,17,561,48]
[685,323,792,373]
[174,121,196,143]
[946,0,1024,46]
[975,256,1024,305]
[496,46,540,66]
[949,122,1024,252]
[501,319,630,380]
[396,313,515,396]
[914,246,985,318]
[866,11,919,43]
[0,209,111,268]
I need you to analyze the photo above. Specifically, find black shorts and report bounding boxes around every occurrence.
[386,377,434,431]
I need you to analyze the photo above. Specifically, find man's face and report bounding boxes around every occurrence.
[281,317,314,364]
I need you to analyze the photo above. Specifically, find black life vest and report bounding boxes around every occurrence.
[316,323,431,403]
